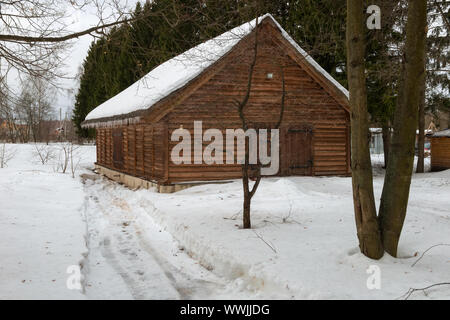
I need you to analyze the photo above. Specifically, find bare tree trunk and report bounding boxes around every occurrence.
[239,19,258,230]
[379,0,427,257]
[242,152,256,229]
[416,75,426,173]
[242,186,252,228]
[237,13,286,229]
[236,13,260,230]
[382,123,391,169]
[346,0,384,259]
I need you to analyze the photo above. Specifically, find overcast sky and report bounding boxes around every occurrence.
[51,1,140,118]
[10,1,448,120]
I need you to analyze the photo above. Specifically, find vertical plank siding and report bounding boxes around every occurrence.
[96,122,164,183]
[143,125,154,180]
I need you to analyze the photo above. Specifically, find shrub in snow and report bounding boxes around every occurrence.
[33,144,55,165]
[0,143,16,168]
[54,143,82,178]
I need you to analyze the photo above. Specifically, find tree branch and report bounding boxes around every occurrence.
[411,243,450,267]
[434,0,450,32]
[0,15,143,43]
[400,282,450,300]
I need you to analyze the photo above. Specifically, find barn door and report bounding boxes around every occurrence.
[112,129,124,169]
[285,126,313,176]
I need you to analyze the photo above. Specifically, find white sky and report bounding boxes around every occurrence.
[46,1,141,118]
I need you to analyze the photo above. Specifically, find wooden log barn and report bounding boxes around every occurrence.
[82,14,351,192]
[431,129,450,171]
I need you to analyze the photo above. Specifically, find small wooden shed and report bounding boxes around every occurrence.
[82,14,351,192]
[431,129,450,171]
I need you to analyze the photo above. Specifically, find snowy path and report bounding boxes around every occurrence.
[81,176,229,300]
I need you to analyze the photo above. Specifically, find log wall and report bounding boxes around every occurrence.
[165,26,350,182]
[94,22,351,185]
[96,121,167,183]
[431,137,450,171]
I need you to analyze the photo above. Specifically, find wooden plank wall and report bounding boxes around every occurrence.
[165,27,350,182]
[97,128,113,167]
[96,130,100,163]
[96,123,165,182]
[314,125,349,175]
[144,125,154,179]
[94,23,351,184]
[431,137,450,170]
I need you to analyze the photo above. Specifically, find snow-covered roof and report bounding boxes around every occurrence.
[84,14,349,124]
[370,128,382,134]
[433,129,450,137]
[416,129,434,135]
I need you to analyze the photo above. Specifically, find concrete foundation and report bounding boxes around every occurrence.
[94,164,231,193]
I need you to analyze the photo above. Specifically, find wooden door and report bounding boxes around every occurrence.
[285,127,313,176]
[112,129,124,169]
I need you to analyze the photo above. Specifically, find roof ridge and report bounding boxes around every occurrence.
[83,13,348,125]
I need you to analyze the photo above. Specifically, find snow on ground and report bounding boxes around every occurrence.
[109,168,450,300]
[0,144,250,299]
[0,143,94,299]
[82,177,254,299]
[1,144,449,300]
[82,151,449,299]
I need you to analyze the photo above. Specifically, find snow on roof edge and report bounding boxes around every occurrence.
[433,129,450,137]
[266,16,350,100]
[84,13,349,123]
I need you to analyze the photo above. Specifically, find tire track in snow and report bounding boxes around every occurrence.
[82,177,225,300]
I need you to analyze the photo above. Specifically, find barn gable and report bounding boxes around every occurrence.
[82,14,348,129]
[163,22,350,181]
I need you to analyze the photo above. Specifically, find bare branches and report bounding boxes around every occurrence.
[0,16,137,43]
[69,143,82,178]
[434,0,450,32]
[0,142,16,168]
[33,143,54,164]
[234,11,289,229]
[6,75,56,143]
[411,243,450,267]
[400,282,450,300]
[253,230,277,253]
[275,66,286,130]
[53,142,82,177]
[0,0,144,97]
[236,15,260,131]
[237,14,261,229]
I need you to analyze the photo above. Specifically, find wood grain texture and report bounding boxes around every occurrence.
[431,137,450,170]
[94,22,351,184]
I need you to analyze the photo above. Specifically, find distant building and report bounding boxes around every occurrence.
[369,128,384,155]
[369,127,434,156]
[431,129,450,171]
